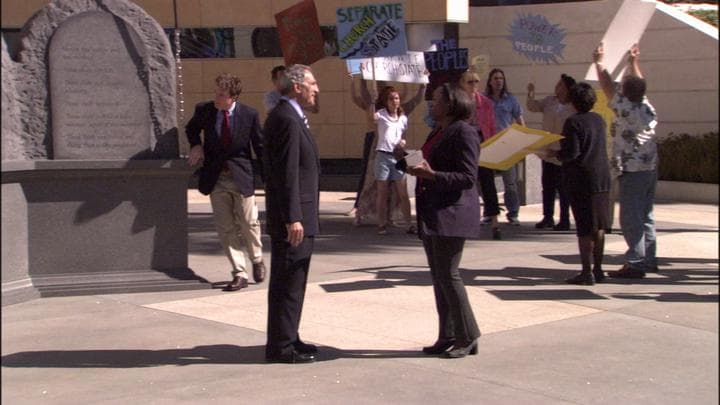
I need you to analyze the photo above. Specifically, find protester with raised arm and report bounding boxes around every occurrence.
[594,43,659,279]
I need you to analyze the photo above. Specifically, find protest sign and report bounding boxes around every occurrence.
[336,3,408,59]
[275,0,325,66]
[359,52,428,83]
[507,12,566,64]
[346,59,363,75]
[479,124,563,170]
[423,39,468,100]
[585,0,656,81]
[470,54,491,83]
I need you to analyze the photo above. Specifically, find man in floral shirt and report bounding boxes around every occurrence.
[594,42,658,278]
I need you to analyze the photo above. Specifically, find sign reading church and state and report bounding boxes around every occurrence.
[336,3,408,59]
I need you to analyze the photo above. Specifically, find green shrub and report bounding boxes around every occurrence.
[658,132,719,184]
[689,9,719,27]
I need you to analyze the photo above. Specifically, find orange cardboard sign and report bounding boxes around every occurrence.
[275,0,325,66]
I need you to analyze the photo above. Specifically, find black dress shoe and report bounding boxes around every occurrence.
[266,350,316,364]
[224,276,248,291]
[553,222,570,231]
[565,272,594,285]
[252,261,266,283]
[535,217,555,229]
[422,339,455,355]
[608,264,645,279]
[445,340,478,358]
[593,269,606,283]
[294,340,318,354]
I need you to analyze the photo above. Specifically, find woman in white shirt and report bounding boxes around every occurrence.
[370,86,414,235]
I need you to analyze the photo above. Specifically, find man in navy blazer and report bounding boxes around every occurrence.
[186,73,266,291]
[263,64,321,364]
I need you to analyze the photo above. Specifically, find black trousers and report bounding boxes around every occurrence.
[541,161,570,222]
[477,166,500,217]
[266,237,314,358]
[353,131,376,208]
[422,235,480,343]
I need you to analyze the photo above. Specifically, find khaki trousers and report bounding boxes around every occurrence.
[210,174,263,279]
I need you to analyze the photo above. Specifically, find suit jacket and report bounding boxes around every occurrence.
[415,120,481,238]
[262,99,321,239]
[185,101,264,196]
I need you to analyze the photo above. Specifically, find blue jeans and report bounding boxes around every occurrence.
[619,170,657,269]
[501,164,520,218]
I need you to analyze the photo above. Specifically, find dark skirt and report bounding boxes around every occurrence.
[569,191,610,237]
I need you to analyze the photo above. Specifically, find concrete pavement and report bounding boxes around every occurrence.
[2,191,718,404]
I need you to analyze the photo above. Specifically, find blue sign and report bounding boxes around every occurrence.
[336,3,408,59]
[507,13,566,64]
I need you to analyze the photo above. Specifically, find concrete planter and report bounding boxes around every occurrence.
[656,180,719,204]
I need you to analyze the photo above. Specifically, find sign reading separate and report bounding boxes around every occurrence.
[507,12,566,64]
[479,124,563,170]
[336,3,408,59]
[358,51,429,83]
[276,0,325,66]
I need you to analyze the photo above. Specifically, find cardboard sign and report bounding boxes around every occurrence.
[275,0,325,66]
[507,12,567,64]
[585,0,656,81]
[336,3,408,59]
[359,52,429,83]
[347,59,363,75]
[479,124,563,170]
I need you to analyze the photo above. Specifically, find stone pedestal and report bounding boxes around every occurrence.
[521,154,543,206]
[1,160,208,306]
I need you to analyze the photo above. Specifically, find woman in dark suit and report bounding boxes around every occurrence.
[406,83,481,358]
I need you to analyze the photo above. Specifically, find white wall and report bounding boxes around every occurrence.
[460,0,719,139]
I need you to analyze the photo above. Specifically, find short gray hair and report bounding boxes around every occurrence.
[278,64,312,96]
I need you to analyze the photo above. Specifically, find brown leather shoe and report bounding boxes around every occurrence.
[224,276,248,291]
[252,261,266,283]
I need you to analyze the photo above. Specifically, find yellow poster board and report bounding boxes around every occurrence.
[479,124,564,170]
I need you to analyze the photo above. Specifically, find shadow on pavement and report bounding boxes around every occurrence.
[318,265,718,301]
[1,345,431,368]
[319,347,426,360]
[1,345,268,368]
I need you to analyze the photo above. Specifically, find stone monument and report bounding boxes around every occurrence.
[1,0,207,306]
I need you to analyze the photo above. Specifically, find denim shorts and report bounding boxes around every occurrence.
[374,150,404,181]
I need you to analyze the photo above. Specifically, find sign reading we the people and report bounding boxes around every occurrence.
[423,39,469,72]
[275,0,325,66]
[336,3,408,59]
[423,39,468,99]
[507,12,566,64]
[358,52,429,83]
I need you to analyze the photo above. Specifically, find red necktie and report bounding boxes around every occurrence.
[221,110,231,172]
[221,110,231,149]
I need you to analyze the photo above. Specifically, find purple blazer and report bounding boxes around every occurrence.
[415,120,481,238]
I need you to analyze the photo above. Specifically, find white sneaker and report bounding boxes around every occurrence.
[507,216,520,226]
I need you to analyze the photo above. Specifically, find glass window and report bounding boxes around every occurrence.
[166,26,339,59]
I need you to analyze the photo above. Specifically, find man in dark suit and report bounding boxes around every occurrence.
[186,73,266,292]
[263,64,321,364]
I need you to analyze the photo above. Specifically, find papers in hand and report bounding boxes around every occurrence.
[404,149,425,167]
[479,124,563,171]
